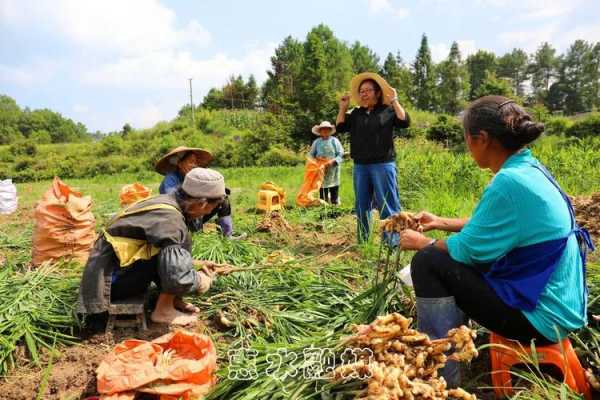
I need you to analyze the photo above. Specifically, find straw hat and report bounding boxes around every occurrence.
[350,72,395,106]
[155,146,213,175]
[311,121,336,136]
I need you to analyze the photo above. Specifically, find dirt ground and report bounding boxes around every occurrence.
[574,192,600,241]
[1,200,598,399]
[0,321,177,400]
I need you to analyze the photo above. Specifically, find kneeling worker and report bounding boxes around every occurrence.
[156,146,245,239]
[78,168,229,326]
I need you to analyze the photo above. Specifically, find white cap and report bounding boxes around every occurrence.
[181,168,226,199]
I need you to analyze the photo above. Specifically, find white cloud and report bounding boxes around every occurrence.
[476,0,580,19]
[559,25,600,48]
[80,43,276,91]
[0,65,35,86]
[127,101,170,129]
[0,59,61,87]
[499,25,560,52]
[73,104,89,114]
[0,0,211,56]
[367,0,409,18]
[430,40,478,62]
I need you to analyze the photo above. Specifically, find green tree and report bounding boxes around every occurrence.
[436,42,470,114]
[122,123,133,137]
[497,48,529,97]
[466,50,497,99]
[0,95,22,144]
[222,75,247,109]
[473,71,513,98]
[13,107,88,143]
[529,42,558,103]
[296,24,353,141]
[244,75,259,109]
[586,42,600,110]
[551,40,596,114]
[412,34,437,111]
[380,52,412,106]
[261,36,304,113]
[202,88,226,110]
[202,75,258,110]
[350,41,380,73]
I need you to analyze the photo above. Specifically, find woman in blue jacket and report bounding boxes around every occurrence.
[400,95,593,386]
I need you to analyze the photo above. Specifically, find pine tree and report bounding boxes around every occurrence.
[529,42,558,103]
[412,34,437,110]
[473,71,513,99]
[261,36,304,113]
[380,52,412,105]
[551,40,595,114]
[244,75,259,109]
[497,48,529,97]
[295,25,353,140]
[466,50,497,100]
[437,42,470,114]
[350,41,380,73]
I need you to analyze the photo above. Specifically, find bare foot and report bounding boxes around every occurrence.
[174,296,200,314]
[151,309,197,326]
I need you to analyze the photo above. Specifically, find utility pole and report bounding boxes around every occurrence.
[188,78,195,126]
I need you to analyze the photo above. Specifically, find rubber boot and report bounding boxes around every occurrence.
[416,296,464,388]
[217,215,233,238]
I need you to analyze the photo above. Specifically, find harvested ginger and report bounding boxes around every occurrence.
[381,212,422,233]
[332,312,478,400]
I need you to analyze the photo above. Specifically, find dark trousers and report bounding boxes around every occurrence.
[411,246,551,344]
[111,259,159,301]
[319,186,339,205]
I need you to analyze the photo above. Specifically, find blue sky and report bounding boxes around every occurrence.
[1,0,599,133]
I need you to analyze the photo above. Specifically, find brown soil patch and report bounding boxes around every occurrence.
[0,321,188,400]
[256,211,293,233]
[573,192,600,244]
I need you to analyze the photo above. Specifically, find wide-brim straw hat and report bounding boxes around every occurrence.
[350,72,394,106]
[155,146,213,175]
[311,121,336,136]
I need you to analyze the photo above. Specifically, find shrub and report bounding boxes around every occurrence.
[9,140,37,156]
[566,113,600,138]
[544,116,573,136]
[98,135,124,157]
[403,126,426,139]
[30,130,52,144]
[257,145,304,166]
[426,115,463,147]
[527,104,551,123]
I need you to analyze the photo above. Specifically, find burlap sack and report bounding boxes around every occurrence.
[119,183,151,207]
[32,177,96,265]
[295,158,328,207]
[0,179,18,215]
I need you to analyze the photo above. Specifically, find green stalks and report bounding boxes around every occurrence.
[0,263,79,376]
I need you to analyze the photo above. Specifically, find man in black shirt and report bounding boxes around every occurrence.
[336,72,410,243]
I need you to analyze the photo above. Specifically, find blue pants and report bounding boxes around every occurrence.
[353,162,402,242]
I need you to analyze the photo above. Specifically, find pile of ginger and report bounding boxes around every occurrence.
[331,313,478,400]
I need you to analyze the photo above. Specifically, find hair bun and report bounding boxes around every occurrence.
[515,119,544,145]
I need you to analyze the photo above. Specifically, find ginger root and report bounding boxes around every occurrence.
[332,313,478,400]
[381,212,422,233]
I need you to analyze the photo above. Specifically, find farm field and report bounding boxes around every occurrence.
[0,137,599,399]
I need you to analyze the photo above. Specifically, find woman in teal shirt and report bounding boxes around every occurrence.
[399,95,591,386]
